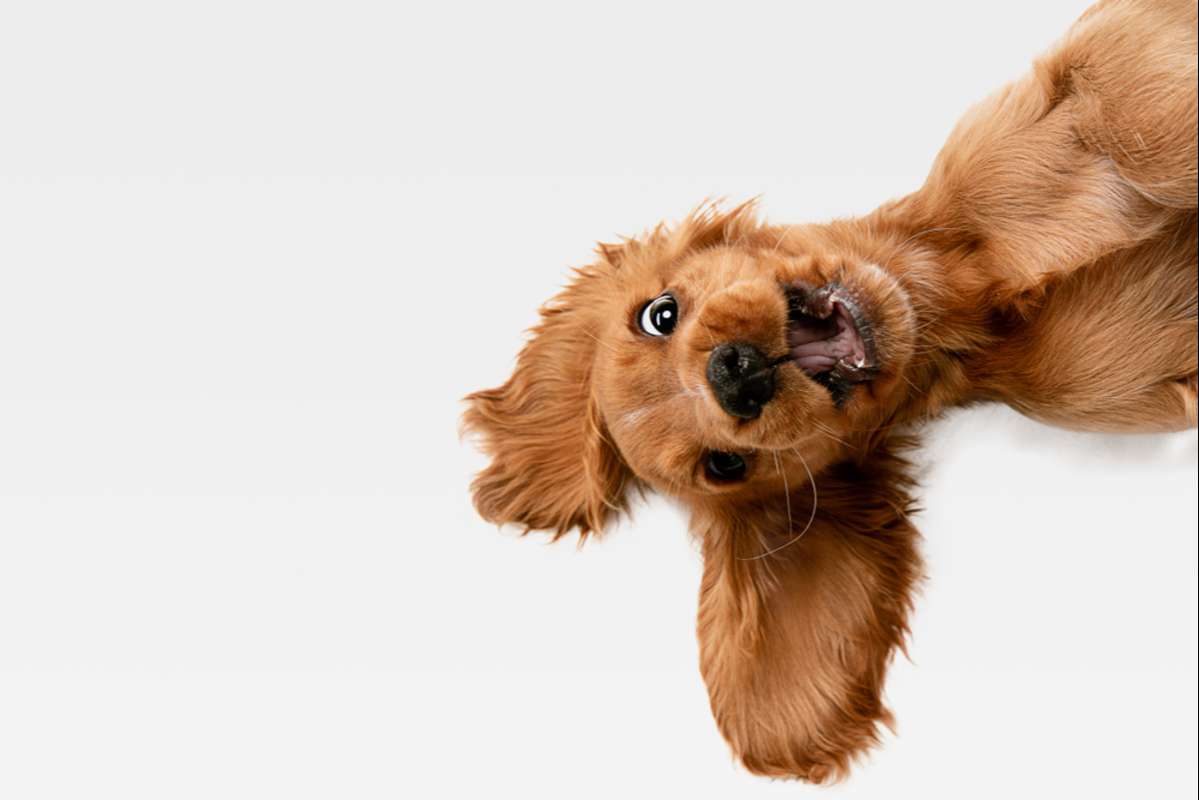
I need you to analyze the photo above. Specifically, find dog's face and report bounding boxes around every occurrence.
[463,201,919,535]
[593,224,918,506]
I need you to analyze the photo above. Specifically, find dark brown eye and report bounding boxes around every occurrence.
[705,451,747,482]
[638,293,679,336]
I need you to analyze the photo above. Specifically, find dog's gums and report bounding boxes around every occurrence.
[464,0,1197,784]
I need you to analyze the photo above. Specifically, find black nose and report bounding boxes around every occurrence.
[706,342,776,419]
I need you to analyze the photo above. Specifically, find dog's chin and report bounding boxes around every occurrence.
[783,281,881,408]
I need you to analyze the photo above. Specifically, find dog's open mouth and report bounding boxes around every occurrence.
[784,282,879,402]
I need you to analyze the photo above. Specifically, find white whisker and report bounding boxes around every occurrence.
[739,447,818,560]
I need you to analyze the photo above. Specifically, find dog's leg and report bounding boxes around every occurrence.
[977,215,1198,433]
[906,0,1197,300]
[1008,375,1198,433]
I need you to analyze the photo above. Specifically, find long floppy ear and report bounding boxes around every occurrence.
[463,267,630,541]
[695,443,923,782]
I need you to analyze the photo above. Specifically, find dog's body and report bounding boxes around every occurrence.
[465,0,1197,782]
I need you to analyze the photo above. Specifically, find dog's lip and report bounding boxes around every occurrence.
[783,282,880,385]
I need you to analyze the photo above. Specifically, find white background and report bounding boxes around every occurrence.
[1,1,1195,797]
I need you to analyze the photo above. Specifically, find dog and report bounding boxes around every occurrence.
[463,0,1197,782]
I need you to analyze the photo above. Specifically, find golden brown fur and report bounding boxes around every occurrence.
[463,0,1197,782]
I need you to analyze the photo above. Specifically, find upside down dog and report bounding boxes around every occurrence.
[464,0,1197,781]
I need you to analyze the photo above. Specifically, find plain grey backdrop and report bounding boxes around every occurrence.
[1,1,1196,797]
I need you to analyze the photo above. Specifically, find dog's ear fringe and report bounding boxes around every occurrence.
[694,438,924,783]
[463,386,629,543]
[462,268,631,543]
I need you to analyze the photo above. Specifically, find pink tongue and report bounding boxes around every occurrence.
[793,352,839,373]
[789,312,858,374]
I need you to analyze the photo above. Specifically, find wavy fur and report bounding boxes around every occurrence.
[463,0,1197,781]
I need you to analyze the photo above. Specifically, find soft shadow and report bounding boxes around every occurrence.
[923,404,1198,471]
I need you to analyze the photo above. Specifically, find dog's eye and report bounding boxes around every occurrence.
[705,451,747,482]
[638,293,679,336]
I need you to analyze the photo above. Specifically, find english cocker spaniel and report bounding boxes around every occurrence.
[463,0,1197,782]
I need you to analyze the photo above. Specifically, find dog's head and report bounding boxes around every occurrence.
[463,200,926,781]
[464,201,919,532]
